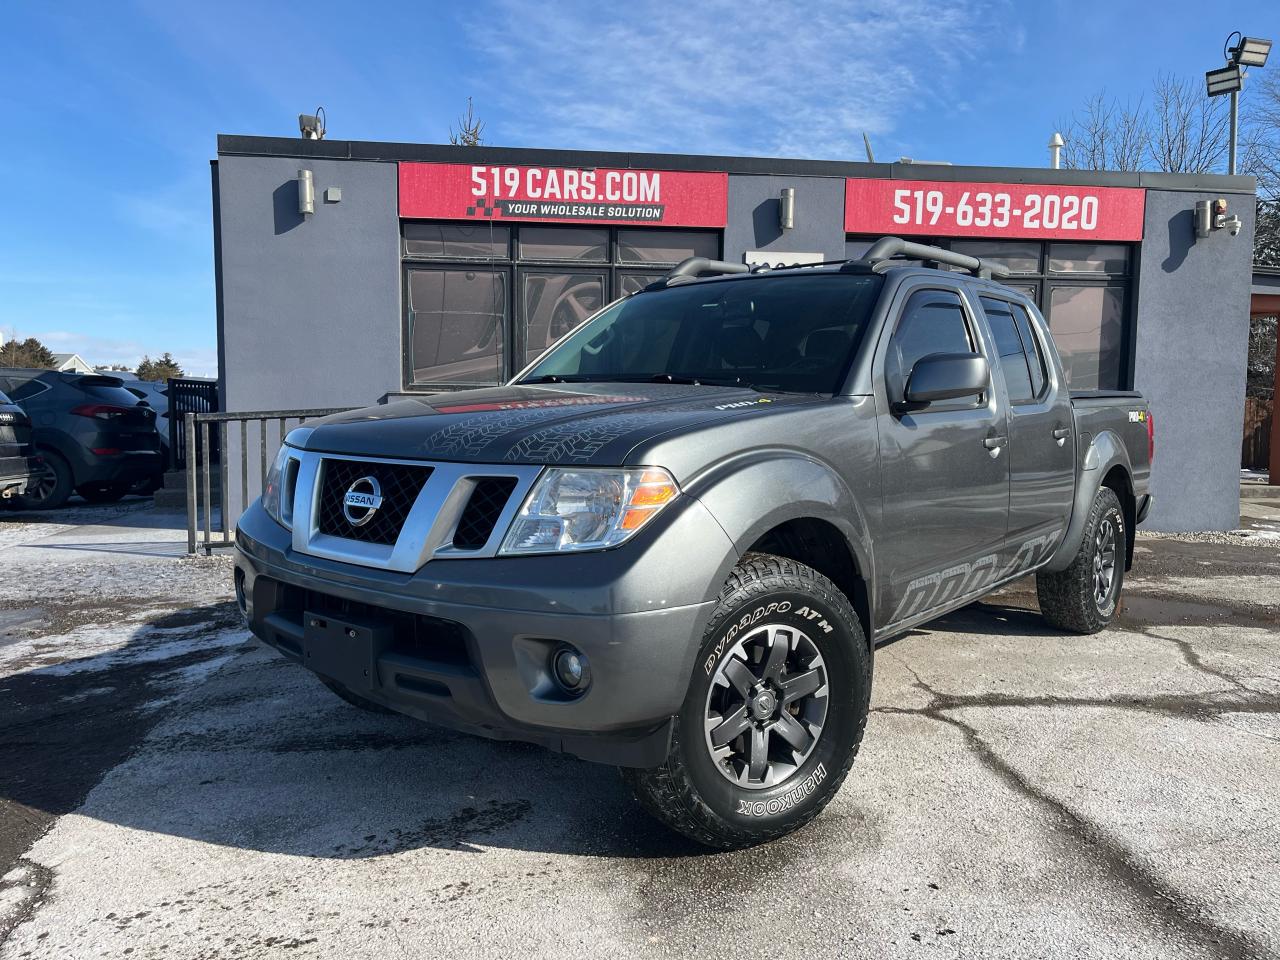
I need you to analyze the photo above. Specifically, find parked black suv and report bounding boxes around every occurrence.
[0,369,162,509]
[0,389,41,502]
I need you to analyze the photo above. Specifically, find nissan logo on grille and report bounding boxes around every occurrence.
[342,476,383,527]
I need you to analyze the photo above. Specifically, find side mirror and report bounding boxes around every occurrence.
[903,352,988,405]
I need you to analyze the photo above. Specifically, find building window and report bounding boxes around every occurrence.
[1047,284,1126,391]
[403,223,721,388]
[406,268,507,385]
[846,236,1133,391]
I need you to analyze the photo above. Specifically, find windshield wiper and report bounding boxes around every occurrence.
[520,374,599,384]
[523,373,773,390]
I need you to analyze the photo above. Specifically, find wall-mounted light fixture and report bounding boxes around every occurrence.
[297,169,315,216]
[778,187,795,231]
[1194,197,1242,240]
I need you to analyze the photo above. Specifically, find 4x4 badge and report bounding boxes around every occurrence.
[342,476,383,527]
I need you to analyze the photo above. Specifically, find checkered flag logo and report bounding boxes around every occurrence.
[466,196,500,217]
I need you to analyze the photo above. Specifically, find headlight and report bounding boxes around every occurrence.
[261,445,294,529]
[499,467,679,555]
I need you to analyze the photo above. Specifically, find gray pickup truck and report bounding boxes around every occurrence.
[234,237,1152,848]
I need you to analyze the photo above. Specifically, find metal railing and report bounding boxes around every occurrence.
[186,408,351,554]
[168,377,220,469]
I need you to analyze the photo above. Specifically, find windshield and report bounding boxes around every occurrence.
[518,273,884,394]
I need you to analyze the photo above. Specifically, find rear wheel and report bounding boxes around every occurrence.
[1036,486,1125,634]
[15,452,73,510]
[622,553,870,849]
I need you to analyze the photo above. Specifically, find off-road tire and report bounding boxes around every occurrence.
[621,553,871,849]
[1036,486,1125,634]
[15,451,73,510]
[318,676,396,714]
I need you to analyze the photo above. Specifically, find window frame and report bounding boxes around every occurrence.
[979,293,1049,405]
[401,222,721,390]
[884,284,988,413]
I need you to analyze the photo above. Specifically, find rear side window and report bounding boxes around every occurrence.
[980,296,1035,402]
[1011,302,1048,398]
[8,377,48,402]
[885,288,975,402]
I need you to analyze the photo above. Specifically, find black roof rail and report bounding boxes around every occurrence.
[855,236,1010,280]
[648,257,752,288]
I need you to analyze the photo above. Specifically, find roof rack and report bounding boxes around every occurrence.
[850,236,1010,280]
[648,237,1008,292]
[651,257,751,288]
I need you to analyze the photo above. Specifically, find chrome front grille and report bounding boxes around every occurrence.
[287,451,540,573]
[316,458,433,546]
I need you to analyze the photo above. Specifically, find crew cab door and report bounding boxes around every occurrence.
[978,294,1075,567]
[874,282,1010,627]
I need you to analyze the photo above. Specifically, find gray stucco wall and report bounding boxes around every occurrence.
[724,175,845,263]
[1133,188,1255,531]
[216,156,401,412]
[215,156,401,520]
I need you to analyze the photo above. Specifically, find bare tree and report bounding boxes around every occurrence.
[449,97,486,146]
[1243,71,1280,199]
[1060,74,1230,175]
[1148,73,1230,174]
[1058,93,1149,172]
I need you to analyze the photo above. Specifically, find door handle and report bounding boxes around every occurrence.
[982,435,1008,450]
[1052,425,1071,446]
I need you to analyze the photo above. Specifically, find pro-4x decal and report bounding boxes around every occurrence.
[889,530,1062,623]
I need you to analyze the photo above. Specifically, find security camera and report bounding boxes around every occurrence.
[1225,215,1242,237]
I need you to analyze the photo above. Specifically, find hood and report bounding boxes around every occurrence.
[297,383,825,466]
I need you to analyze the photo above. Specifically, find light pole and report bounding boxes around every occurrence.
[1206,33,1271,175]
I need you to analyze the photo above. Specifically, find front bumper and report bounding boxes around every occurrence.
[233,498,733,767]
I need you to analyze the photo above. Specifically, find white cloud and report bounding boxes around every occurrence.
[474,0,994,159]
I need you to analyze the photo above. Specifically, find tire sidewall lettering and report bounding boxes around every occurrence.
[703,599,792,675]
[736,763,828,817]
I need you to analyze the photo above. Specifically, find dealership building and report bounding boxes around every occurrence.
[212,134,1257,531]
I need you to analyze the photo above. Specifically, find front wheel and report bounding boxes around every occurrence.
[1036,486,1126,634]
[622,554,871,849]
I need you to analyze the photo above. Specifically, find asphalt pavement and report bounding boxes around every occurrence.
[0,499,1278,959]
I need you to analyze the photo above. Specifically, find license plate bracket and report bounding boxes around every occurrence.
[302,611,390,692]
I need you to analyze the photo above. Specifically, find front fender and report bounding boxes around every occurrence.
[1043,428,1133,572]
[684,450,874,592]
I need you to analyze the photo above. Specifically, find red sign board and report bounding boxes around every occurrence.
[844,177,1146,241]
[400,162,728,227]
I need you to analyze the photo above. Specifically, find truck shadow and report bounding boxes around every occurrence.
[0,602,707,863]
[880,595,1060,648]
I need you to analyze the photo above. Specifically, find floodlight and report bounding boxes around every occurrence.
[1231,36,1272,67]
[1205,64,1243,97]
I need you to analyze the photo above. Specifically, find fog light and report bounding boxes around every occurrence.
[551,645,591,695]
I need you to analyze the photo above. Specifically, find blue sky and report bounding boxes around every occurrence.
[0,0,1271,376]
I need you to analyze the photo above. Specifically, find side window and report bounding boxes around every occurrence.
[886,288,976,404]
[1011,302,1049,398]
[980,296,1035,402]
[7,378,46,403]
